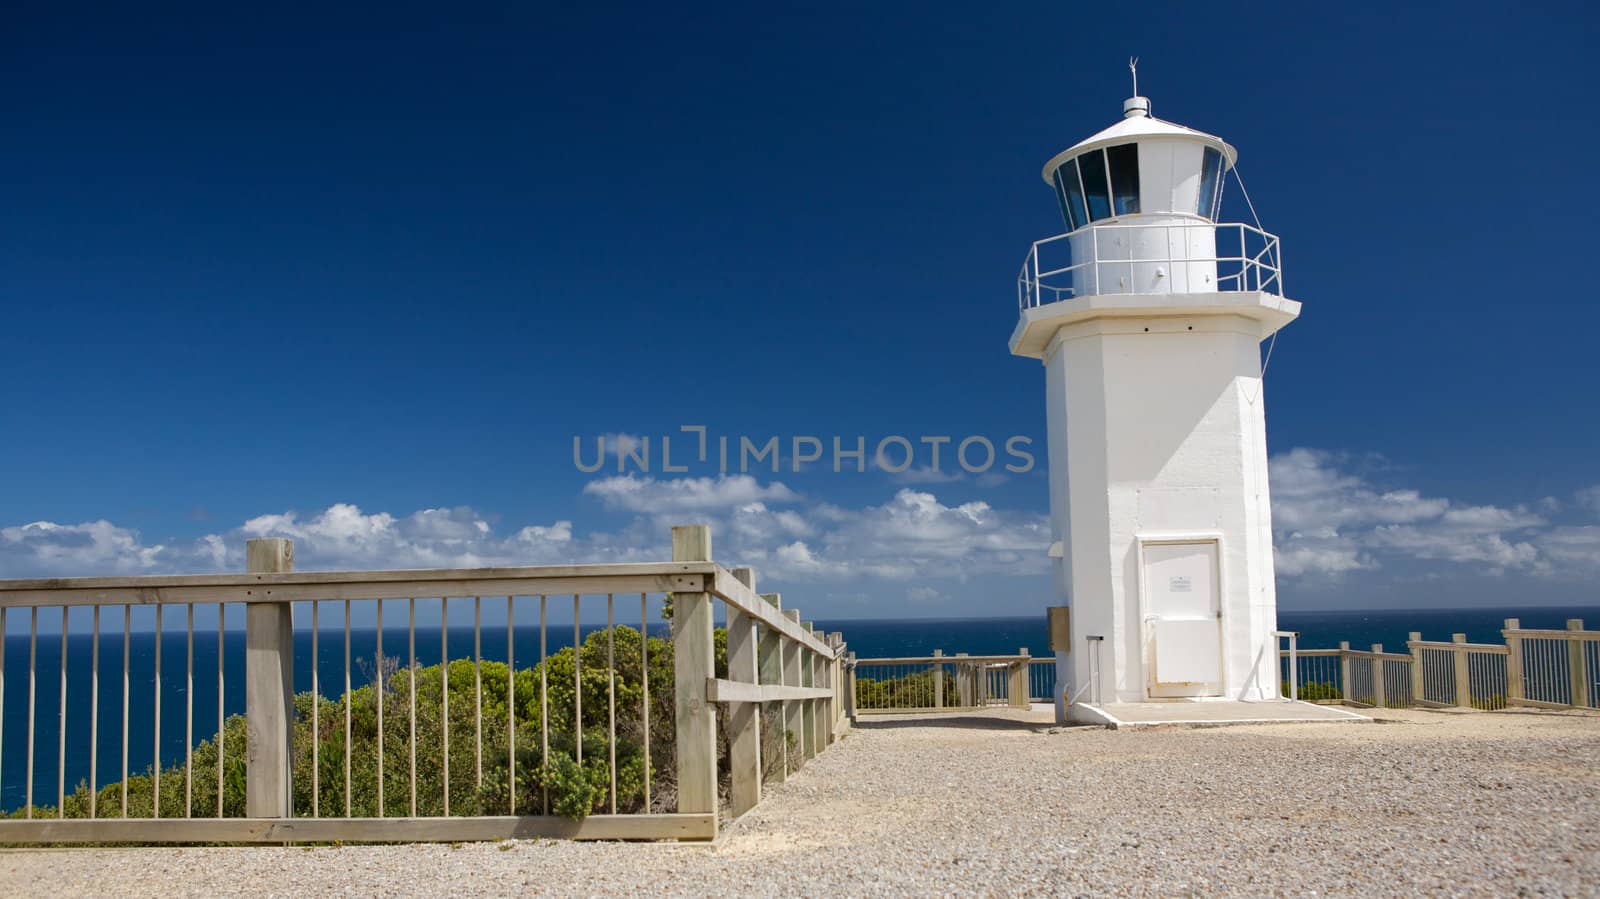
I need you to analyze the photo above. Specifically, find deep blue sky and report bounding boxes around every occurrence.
[3,1,1598,616]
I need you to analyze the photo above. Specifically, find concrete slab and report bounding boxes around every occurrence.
[1076,699,1368,729]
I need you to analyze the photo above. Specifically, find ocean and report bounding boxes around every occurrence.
[2,604,1594,811]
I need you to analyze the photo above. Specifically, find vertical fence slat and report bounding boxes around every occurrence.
[186,603,194,817]
[311,600,318,818]
[344,600,351,818]
[218,603,225,818]
[27,607,35,818]
[441,597,449,818]
[376,599,384,818]
[506,596,515,816]
[58,607,68,816]
[607,593,616,815]
[153,606,161,818]
[639,592,650,812]
[573,595,581,768]
[121,606,129,818]
[473,596,482,794]
[0,607,5,813]
[89,606,98,818]
[408,597,416,819]
[539,594,547,815]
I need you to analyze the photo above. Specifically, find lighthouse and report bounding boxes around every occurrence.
[1011,89,1300,720]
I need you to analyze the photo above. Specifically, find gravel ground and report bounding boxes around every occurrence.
[4,707,1597,897]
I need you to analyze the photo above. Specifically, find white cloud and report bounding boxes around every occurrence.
[1270,449,1554,579]
[0,520,168,576]
[888,466,963,485]
[1577,485,1600,517]
[5,454,1595,597]
[583,474,799,515]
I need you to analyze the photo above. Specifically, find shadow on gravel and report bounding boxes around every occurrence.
[854,715,1052,732]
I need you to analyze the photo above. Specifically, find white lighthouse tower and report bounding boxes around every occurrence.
[1011,88,1300,720]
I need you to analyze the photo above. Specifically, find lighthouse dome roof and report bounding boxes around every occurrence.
[1040,103,1236,187]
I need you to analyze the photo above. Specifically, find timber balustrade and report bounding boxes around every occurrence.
[1278,619,1599,713]
[0,524,849,844]
[851,651,1049,713]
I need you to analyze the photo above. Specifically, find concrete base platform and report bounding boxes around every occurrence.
[1073,699,1368,729]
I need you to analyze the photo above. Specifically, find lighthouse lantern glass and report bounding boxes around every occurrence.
[1197,147,1223,220]
[1077,148,1112,221]
[1052,158,1089,231]
[1106,143,1140,216]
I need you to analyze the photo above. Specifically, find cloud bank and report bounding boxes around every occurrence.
[2,454,1597,598]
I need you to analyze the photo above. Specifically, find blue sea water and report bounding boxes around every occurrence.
[2,605,1594,811]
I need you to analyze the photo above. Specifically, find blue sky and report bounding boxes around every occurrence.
[2,1,1598,617]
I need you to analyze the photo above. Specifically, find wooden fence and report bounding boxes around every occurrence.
[1280,619,1598,713]
[850,651,1041,713]
[0,524,848,844]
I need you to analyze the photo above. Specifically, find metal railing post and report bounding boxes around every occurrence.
[244,538,295,819]
[932,649,944,709]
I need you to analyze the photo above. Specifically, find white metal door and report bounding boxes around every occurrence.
[1143,540,1222,697]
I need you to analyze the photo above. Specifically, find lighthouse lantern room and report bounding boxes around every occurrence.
[1010,87,1301,722]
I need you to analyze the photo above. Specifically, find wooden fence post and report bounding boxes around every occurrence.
[726,567,760,817]
[1451,633,1471,708]
[828,633,843,739]
[1370,644,1386,709]
[1012,648,1030,708]
[1569,619,1589,709]
[245,538,294,819]
[845,651,857,722]
[955,653,970,706]
[932,649,944,709]
[759,593,786,783]
[671,526,717,821]
[1503,619,1524,706]
[782,610,804,770]
[1338,641,1351,701]
[1408,632,1424,705]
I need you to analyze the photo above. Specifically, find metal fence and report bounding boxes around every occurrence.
[0,525,847,844]
[1017,221,1283,310]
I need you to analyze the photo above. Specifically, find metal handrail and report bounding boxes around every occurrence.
[1017,221,1284,311]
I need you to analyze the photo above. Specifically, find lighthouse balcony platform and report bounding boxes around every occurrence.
[1017,220,1283,311]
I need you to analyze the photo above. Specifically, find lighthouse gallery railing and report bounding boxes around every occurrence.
[1017,221,1283,311]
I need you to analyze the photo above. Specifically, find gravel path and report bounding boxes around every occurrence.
[4,708,1597,897]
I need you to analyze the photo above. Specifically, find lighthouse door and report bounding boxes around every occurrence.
[1141,539,1223,698]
